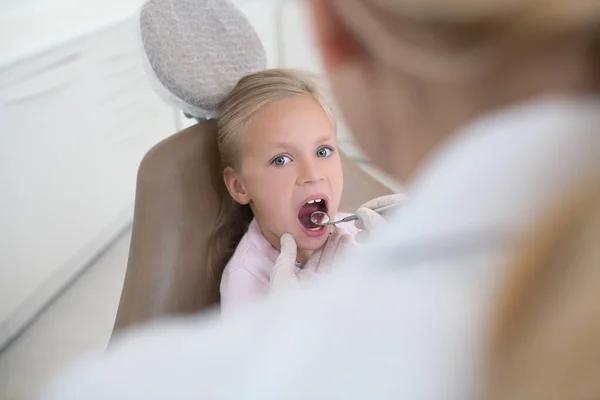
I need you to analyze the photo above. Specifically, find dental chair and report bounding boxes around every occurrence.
[112,0,393,335]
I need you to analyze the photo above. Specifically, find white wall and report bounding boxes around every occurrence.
[0,0,145,67]
[0,3,177,349]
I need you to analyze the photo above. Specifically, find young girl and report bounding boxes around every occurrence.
[208,69,358,314]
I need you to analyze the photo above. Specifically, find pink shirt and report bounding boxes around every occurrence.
[220,215,358,315]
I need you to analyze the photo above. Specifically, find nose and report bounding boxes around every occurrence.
[297,158,324,185]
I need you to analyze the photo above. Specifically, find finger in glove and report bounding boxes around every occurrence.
[270,233,298,289]
[304,227,342,273]
[353,194,406,230]
[314,227,346,274]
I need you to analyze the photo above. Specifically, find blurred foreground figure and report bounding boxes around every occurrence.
[43,0,600,398]
[489,183,600,400]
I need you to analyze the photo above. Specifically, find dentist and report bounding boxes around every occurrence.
[45,0,600,398]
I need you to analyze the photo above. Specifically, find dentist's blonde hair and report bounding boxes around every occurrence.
[208,68,332,285]
[488,180,600,400]
[332,0,600,81]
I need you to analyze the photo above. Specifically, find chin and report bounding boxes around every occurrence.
[294,234,329,252]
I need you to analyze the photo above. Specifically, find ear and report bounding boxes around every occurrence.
[307,0,362,71]
[223,167,251,205]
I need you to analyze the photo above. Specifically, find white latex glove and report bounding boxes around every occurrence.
[354,194,407,243]
[304,228,353,275]
[270,228,352,293]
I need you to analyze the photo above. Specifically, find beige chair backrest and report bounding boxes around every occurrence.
[113,121,392,333]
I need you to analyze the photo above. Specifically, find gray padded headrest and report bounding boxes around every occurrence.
[139,0,267,119]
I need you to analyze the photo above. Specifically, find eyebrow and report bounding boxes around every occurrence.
[271,135,334,150]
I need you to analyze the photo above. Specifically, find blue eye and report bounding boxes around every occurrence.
[271,155,292,166]
[316,146,333,158]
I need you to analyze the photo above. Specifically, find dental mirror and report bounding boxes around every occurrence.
[310,211,331,226]
[310,203,402,227]
[310,211,359,227]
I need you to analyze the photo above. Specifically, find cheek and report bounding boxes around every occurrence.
[329,161,344,194]
[326,153,343,180]
[246,171,295,214]
[323,158,344,212]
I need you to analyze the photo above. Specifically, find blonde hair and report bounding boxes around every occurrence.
[208,68,333,284]
[488,179,600,400]
[333,0,600,80]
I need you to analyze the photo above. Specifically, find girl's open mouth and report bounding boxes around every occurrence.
[298,197,327,231]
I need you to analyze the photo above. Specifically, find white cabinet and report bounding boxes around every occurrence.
[0,18,176,348]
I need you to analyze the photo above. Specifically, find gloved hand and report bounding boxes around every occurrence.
[270,228,352,293]
[354,194,407,243]
[304,227,353,275]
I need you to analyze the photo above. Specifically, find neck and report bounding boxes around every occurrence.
[382,36,600,183]
[268,240,312,265]
[296,249,312,265]
[261,227,313,265]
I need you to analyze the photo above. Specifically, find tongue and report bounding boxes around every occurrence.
[298,203,321,229]
[298,203,320,218]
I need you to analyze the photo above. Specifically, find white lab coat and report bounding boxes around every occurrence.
[44,96,600,400]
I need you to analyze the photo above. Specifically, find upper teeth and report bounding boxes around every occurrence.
[307,199,323,204]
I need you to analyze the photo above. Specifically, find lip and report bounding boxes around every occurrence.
[300,223,329,238]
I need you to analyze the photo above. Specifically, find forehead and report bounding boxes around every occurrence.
[243,94,335,152]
